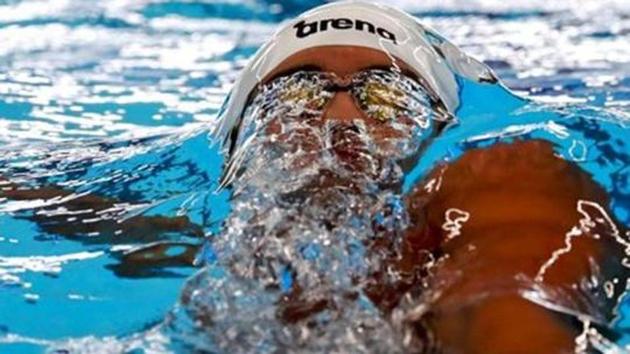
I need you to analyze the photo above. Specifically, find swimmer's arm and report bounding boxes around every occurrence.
[401,140,626,353]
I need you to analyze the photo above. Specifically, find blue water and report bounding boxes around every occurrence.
[0,0,628,353]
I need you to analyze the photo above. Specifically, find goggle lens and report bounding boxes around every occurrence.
[277,72,332,112]
[353,72,413,123]
[264,69,434,125]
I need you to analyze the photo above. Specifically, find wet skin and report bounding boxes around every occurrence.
[403,140,627,353]
[264,46,628,352]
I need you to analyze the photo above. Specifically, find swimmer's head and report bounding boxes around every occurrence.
[215,1,496,185]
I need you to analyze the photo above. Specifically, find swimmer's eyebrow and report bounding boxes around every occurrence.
[263,64,323,83]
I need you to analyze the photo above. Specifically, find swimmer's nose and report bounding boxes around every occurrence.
[322,92,368,123]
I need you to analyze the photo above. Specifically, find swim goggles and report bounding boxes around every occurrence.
[246,68,444,127]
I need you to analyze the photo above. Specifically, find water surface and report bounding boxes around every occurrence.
[0,0,628,353]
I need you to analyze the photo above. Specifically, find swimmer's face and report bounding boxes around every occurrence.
[229,46,447,182]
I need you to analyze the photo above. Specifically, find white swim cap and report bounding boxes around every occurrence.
[215,0,496,152]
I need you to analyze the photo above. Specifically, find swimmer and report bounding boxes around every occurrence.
[1,1,626,352]
[198,1,629,353]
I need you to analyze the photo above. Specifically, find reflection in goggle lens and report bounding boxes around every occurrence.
[262,69,438,126]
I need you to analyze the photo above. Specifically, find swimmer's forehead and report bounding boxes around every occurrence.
[262,46,421,84]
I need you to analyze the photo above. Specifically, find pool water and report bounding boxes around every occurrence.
[0,0,628,353]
